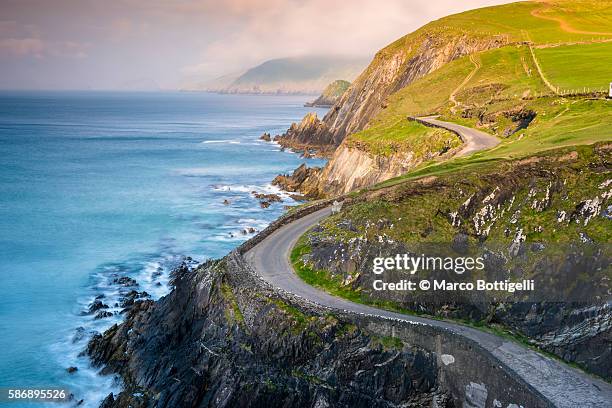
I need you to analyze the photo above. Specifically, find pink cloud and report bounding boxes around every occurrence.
[0,37,88,59]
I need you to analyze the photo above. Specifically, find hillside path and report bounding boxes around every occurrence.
[530,5,612,36]
[244,207,612,408]
[449,54,481,107]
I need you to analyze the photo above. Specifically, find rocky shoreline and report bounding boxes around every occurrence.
[86,254,450,408]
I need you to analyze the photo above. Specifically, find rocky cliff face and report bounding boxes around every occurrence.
[304,145,418,196]
[87,256,448,408]
[273,112,334,156]
[321,33,507,145]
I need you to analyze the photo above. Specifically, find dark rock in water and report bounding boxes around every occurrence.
[95,294,105,300]
[223,199,230,205]
[66,366,78,374]
[88,300,109,314]
[73,327,86,343]
[95,311,114,319]
[119,290,151,310]
[99,393,115,408]
[259,132,271,142]
[259,201,271,208]
[76,399,84,406]
[272,163,321,198]
[241,227,256,235]
[252,192,282,203]
[113,277,138,287]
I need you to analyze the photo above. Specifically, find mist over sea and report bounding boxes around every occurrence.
[0,91,326,406]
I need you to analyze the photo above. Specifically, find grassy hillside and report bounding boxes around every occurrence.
[535,42,612,92]
[346,0,611,173]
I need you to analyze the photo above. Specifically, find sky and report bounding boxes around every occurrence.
[0,0,511,90]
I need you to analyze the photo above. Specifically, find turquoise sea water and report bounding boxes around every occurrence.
[0,91,326,406]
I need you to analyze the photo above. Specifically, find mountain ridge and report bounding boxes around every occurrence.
[188,56,368,95]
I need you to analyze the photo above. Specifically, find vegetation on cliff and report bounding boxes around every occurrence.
[305,80,351,107]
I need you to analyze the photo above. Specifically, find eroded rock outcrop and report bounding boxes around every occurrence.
[273,113,335,157]
[272,163,322,197]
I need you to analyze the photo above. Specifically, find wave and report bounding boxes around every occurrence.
[51,250,198,407]
[200,139,241,144]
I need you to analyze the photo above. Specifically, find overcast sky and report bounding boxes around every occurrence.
[0,0,510,90]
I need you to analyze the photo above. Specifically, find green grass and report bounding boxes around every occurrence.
[346,55,474,155]
[373,97,611,189]
[270,298,314,334]
[220,282,245,325]
[348,120,459,157]
[535,42,612,92]
[290,141,611,379]
[432,1,612,45]
[456,45,550,103]
[370,56,474,120]
[291,238,363,303]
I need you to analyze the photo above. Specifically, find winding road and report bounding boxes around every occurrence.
[245,207,612,408]
[415,116,500,156]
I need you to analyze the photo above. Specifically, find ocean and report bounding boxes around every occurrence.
[0,91,326,407]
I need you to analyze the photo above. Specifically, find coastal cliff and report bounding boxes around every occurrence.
[320,33,507,145]
[87,256,449,407]
[274,30,508,194]
[304,80,350,108]
[280,31,507,149]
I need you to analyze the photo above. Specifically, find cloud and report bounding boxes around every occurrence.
[0,37,88,59]
[0,20,88,59]
[0,38,45,57]
[183,0,509,80]
[0,0,511,89]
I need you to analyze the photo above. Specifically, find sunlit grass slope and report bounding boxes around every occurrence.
[535,42,612,92]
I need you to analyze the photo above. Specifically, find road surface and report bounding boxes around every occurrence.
[417,116,500,156]
[245,207,612,408]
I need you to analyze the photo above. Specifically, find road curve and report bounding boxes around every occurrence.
[417,116,500,156]
[245,207,612,408]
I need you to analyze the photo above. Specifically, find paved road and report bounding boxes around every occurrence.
[245,207,612,408]
[417,116,500,156]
